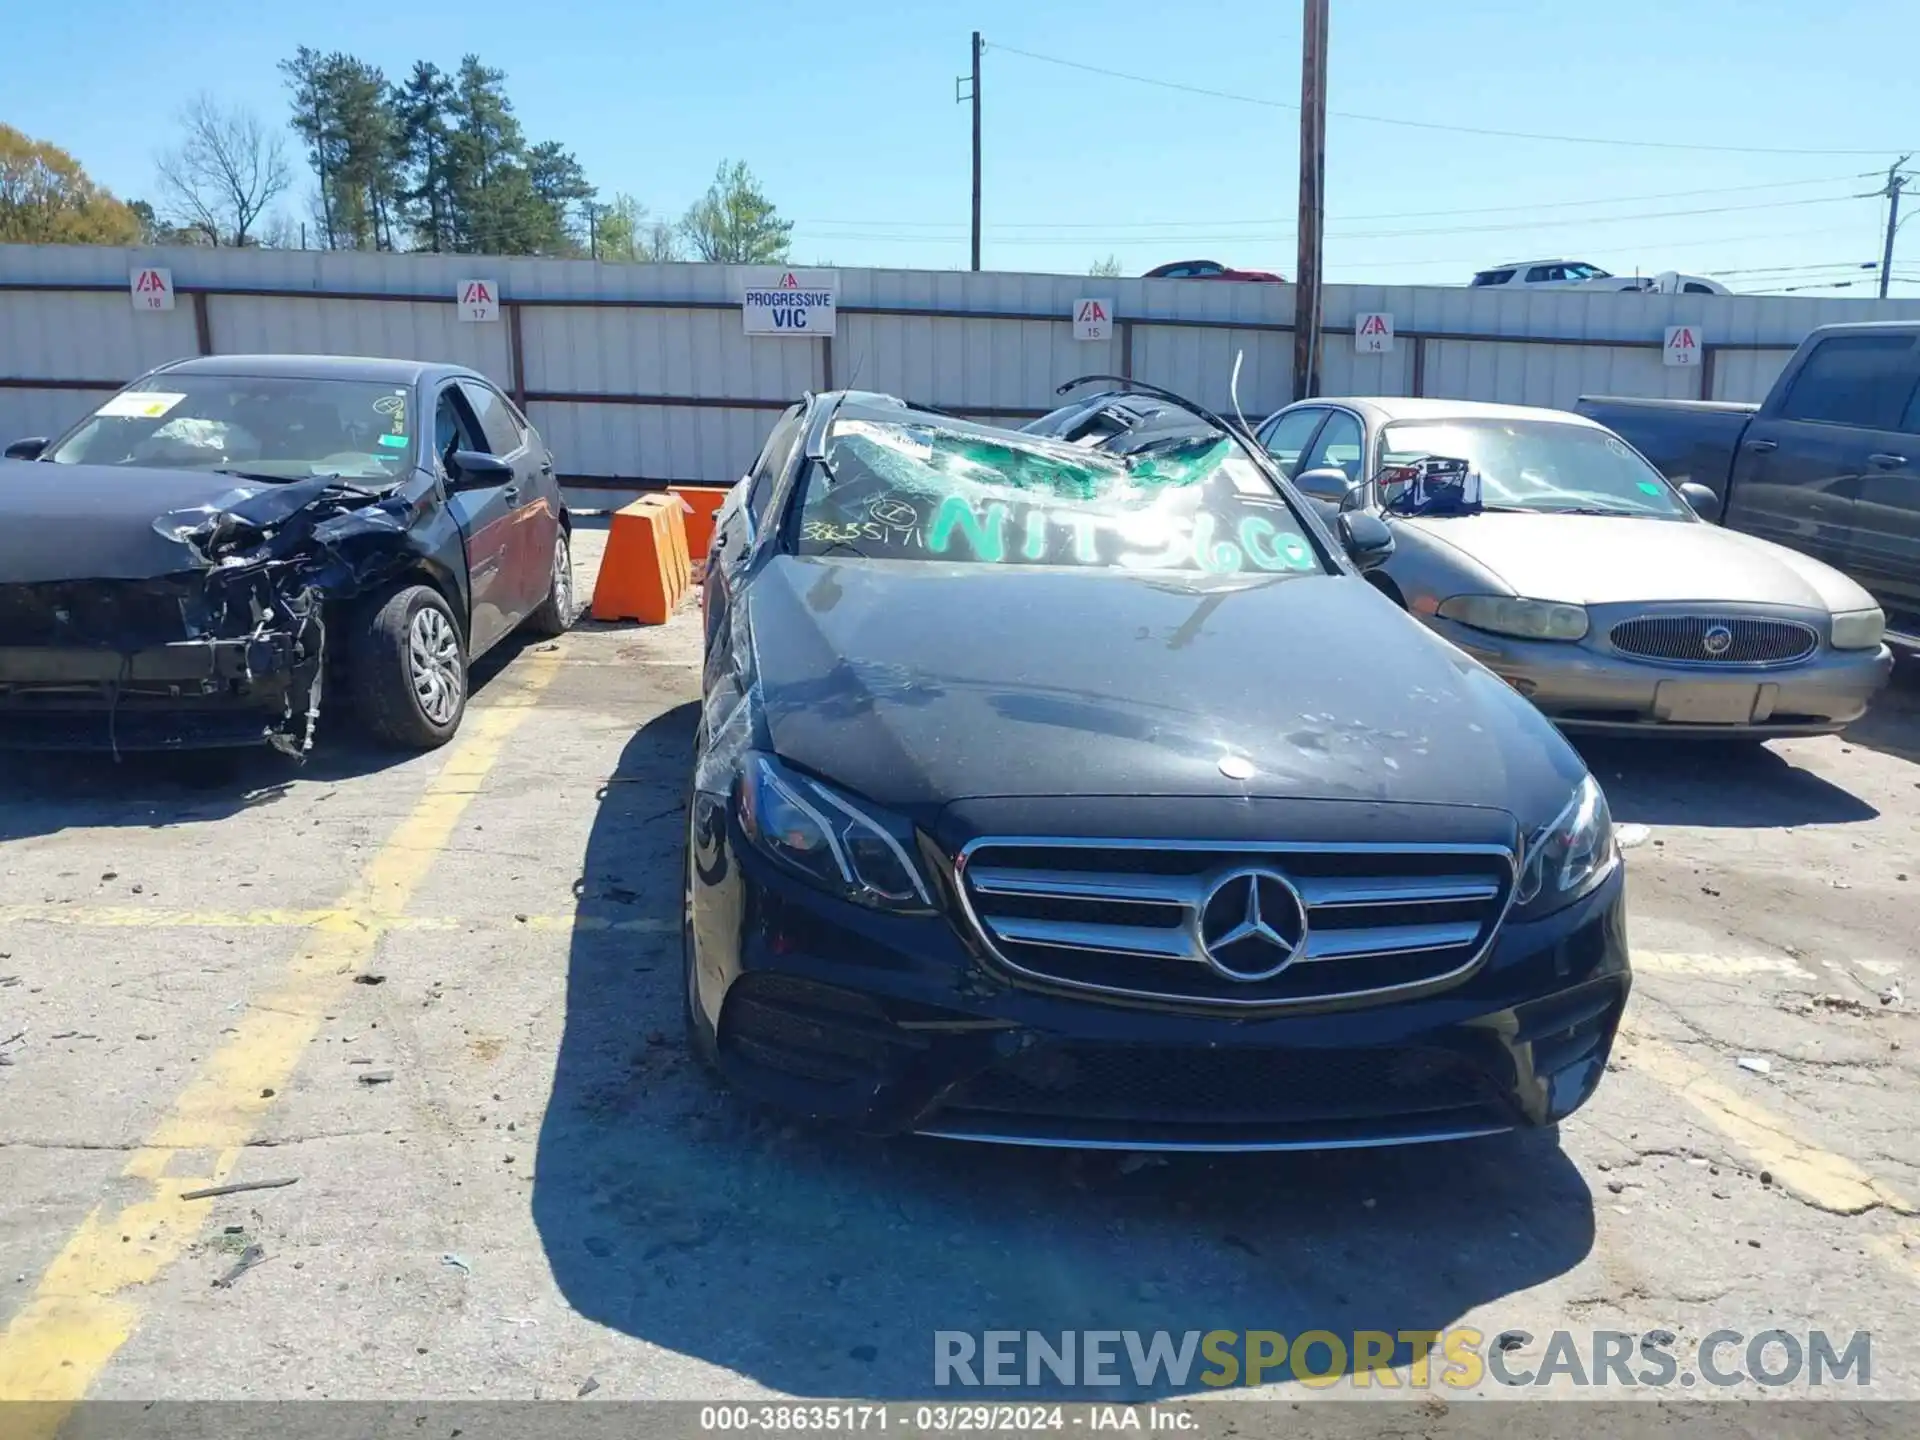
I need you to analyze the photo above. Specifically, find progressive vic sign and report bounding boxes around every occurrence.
[742,268,839,336]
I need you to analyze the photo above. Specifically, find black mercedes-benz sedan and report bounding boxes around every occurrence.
[685,382,1630,1151]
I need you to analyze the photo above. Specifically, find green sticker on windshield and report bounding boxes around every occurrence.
[378,433,409,449]
[1637,481,1663,495]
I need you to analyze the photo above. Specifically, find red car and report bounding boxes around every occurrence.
[1144,259,1285,282]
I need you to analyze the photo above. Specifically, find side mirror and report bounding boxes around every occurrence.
[1338,511,1395,572]
[5,437,48,461]
[1293,466,1356,506]
[445,448,515,490]
[1678,481,1723,521]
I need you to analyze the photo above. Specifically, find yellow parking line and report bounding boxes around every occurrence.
[0,906,669,932]
[1617,1024,1914,1222]
[0,656,560,1411]
[0,906,672,934]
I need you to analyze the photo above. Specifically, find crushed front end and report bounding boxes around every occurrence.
[0,472,415,756]
[0,568,325,754]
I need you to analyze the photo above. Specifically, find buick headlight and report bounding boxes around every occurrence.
[1515,774,1618,916]
[1438,595,1589,642]
[1831,609,1885,651]
[736,751,931,910]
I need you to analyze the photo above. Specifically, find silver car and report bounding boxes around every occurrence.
[1253,398,1894,738]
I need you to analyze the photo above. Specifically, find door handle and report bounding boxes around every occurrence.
[1745,439,1778,453]
[503,485,520,504]
[1868,452,1908,469]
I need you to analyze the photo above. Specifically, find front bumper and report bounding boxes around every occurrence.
[0,636,311,751]
[687,806,1631,1151]
[1426,617,1893,736]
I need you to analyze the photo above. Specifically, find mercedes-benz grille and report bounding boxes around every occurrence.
[955,839,1516,1009]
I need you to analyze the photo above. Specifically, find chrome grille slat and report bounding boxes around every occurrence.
[1608,614,1817,666]
[957,838,1516,1010]
[1298,921,1483,962]
[968,867,1206,907]
[989,916,1202,961]
[1294,874,1501,907]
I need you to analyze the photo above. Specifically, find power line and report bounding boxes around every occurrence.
[990,42,1912,157]
[796,172,1866,234]
[794,194,1867,249]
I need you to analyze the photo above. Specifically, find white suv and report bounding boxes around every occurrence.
[1470,259,1614,289]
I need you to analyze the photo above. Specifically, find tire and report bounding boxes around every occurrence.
[524,530,575,637]
[354,584,468,750]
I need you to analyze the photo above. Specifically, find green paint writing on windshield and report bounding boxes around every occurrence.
[1637,481,1664,496]
[1190,512,1243,574]
[1021,508,1049,560]
[928,494,1009,561]
[1239,515,1312,572]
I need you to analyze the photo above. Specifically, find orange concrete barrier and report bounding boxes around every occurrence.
[590,493,693,624]
[670,485,731,567]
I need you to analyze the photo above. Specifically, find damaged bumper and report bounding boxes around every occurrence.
[0,578,322,753]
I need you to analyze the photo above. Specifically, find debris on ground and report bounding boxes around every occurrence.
[1497,1332,1526,1352]
[1813,994,1872,1016]
[212,1244,267,1289]
[180,1177,299,1202]
[358,1071,394,1086]
[1737,1056,1773,1076]
[441,1253,472,1275]
[576,1376,600,1398]
[1614,823,1651,849]
[1882,982,1904,1007]
[353,974,387,986]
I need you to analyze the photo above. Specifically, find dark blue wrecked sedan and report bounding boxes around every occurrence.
[0,354,572,753]
[685,382,1630,1151]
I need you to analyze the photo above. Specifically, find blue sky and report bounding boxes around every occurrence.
[9,0,1919,293]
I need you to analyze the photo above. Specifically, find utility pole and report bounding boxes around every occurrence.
[956,32,984,271]
[1877,156,1912,299]
[587,202,600,262]
[1292,0,1329,400]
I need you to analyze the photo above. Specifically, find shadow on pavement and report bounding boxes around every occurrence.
[1577,738,1878,829]
[1843,652,1920,767]
[0,628,549,843]
[533,702,1597,1400]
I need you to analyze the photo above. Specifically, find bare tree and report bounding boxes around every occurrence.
[155,96,291,246]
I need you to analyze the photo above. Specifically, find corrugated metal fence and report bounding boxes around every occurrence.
[6,244,1920,506]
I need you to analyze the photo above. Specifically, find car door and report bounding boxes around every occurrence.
[1843,365,1920,628]
[434,383,518,657]
[706,404,803,649]
[1254,406,1329,482]
[457,378,555,623]
[1294,408,1366,513]
[1729,332,1920,572]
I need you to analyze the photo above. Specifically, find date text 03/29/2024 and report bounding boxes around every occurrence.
[698,1406,1193,1432]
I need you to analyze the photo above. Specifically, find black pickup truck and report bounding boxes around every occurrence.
[1579,321,1920,645]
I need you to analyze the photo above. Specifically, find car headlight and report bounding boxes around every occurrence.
[1437,595,1589,641]
[736,751,932,910]
[1831,609,1885,651]
[1514,774,1618,917]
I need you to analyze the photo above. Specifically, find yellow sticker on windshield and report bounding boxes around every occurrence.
[97,391,186,419]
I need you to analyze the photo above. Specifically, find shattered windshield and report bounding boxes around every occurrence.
[795,416,1331,575]
[47,375,416,482]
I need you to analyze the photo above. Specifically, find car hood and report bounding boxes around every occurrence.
[0,460,263,582]
[1401,511,1876,611]
[746,557,1587,824]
